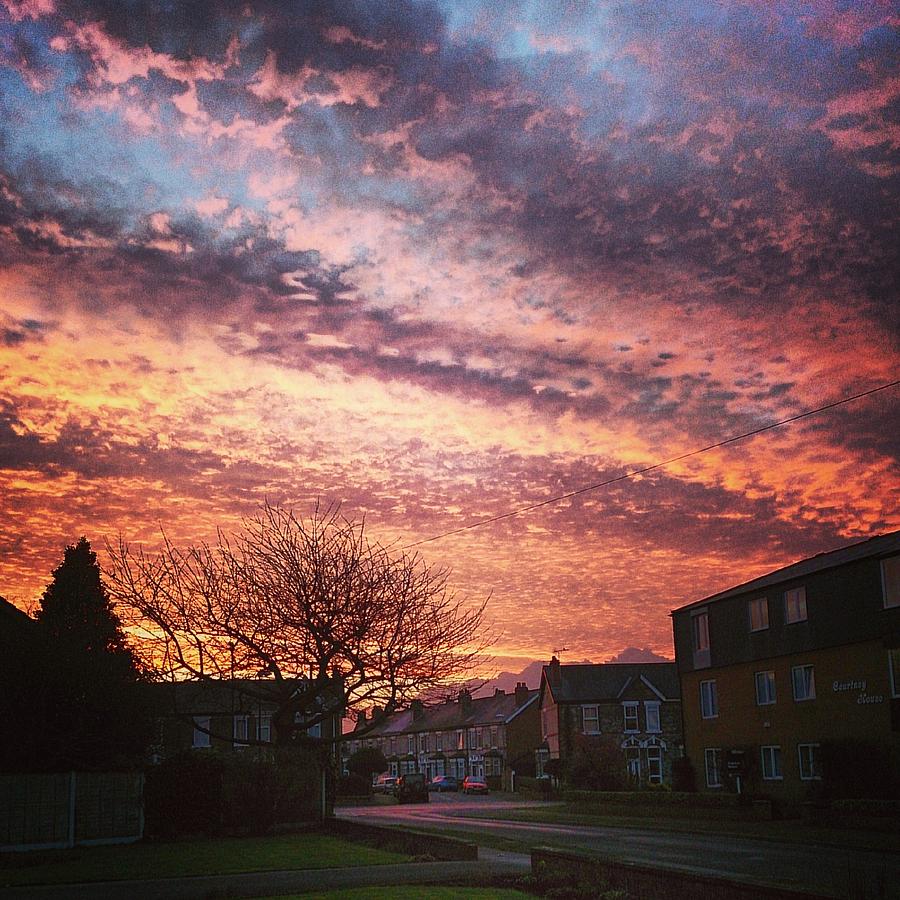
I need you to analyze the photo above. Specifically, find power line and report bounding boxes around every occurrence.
[403,377,900,550]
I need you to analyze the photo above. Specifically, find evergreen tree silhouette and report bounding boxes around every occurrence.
[34,537,151,770]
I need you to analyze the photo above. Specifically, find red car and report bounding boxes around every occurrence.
[462,776,489,794]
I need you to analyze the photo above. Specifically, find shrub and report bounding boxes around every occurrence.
[338,773,372,796]
[671,757,696,792]
[144,747,324,837]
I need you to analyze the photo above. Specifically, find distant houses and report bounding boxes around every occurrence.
[343,683,540,790]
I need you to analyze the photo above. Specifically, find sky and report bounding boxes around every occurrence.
[1,0,898,672]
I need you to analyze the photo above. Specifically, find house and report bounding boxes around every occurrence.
[344,683,541,790]
[671,530,900,802]
[145,678,344,818]
[147,678,343,757]
[538,658,683,787]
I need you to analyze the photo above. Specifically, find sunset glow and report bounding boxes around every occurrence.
[1,0,897,670]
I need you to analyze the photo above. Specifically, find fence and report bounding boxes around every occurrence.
[0,772,143,851]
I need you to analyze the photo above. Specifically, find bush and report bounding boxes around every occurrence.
[144,747,324,837]
[566,735,628,792]
[338,773,372,797]
[671,757,696,792]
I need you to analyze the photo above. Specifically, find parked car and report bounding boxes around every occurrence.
[462,776,489,795]
[428,775,459,792]
[372,773,398,794]
[395,772,429,804]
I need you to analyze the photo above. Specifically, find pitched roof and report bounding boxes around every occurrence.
[144,677,341,716]
[673,529,900,613]
[0,596,35,630]
[363,689,539,737]
[542,662,679,704]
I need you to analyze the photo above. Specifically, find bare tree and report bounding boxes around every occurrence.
[106,504,492,745]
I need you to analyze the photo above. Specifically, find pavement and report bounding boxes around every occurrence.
[0,847,530,900]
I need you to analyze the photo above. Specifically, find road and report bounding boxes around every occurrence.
[338,794,900,898]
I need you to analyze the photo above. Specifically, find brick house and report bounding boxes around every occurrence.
[671,530,900,802]
[539,658,683,787]
[344,683,540,790]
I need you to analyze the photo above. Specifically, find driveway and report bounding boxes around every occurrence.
[337,795,900,899]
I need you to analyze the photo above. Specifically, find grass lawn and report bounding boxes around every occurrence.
[0,833,410,888]
[254,888,535,899]
[465,804,900,852]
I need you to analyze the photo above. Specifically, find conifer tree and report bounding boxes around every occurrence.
[35,537,151,770]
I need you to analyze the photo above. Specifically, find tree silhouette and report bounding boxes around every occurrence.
[107,504,493,746]
[35,537,151,770]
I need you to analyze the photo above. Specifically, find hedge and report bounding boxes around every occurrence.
[562,789,741,808]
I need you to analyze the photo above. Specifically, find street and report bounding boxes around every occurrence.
[338,794,900,898]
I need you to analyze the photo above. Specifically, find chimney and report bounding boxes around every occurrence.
[458,688,472,713]
[371,705,384,721]
[515,682,529,706]
[494,688,505,696]
[411,699,424,721]
[354,709,367,731]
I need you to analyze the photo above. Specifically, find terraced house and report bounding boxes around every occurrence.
[345,684,540,790]
[672,530,900,803]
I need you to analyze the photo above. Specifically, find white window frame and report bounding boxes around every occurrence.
[408,734,415,754]
[791,665,816,702]
[646,746,663,785]
[623,701,639,733]
[644,701,661,733]
[704,748,722,788]
[755,670,777,706]
[889,648,900,699]
[748,596,769,631]
[582,704,600,734]
[761,745,782,780]
[798,743,821,781]
[192,715,211,749]
[882,556,900,609]
[700,680,718,719]
[436,732,443,751]
[784,586,807,623]
[490,725,499,747]
[692,610,710,651]
[233,714,250,748]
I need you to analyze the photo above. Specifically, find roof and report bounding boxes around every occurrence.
[362,689,539,737]
[541,662,680,704]
[672,529,900,614]
[144,677,342,716]
[0,596,35,630]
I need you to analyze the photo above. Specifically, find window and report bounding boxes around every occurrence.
[233,714,250,747]
[306,722,321,739]
[259,713,272,743]
[761,745,782,780]
[646,746,663,785]
[490,725,498,747]
[475,727,484,747]
[792,665,816,701]
[623,702,639,733]
[700,680,718,719]
[467,728,476,748]
[784,587,807,623]
[798,744,821,780]
[692,610,710,651]
[889,649,900,699]
[645,701,661,733]
[436,732,443,751]
[692,609,710,668]
[408,734,415,754]
[419,733,427,753]
[755,670,777,705]
[883,556,900,608]
[582,705,600,734]
[748,597,769,631]
[704,748,722,787]
[192,715,211,749]
[457,730,465,750]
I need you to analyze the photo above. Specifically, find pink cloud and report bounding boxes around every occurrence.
[2,0,54,22]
